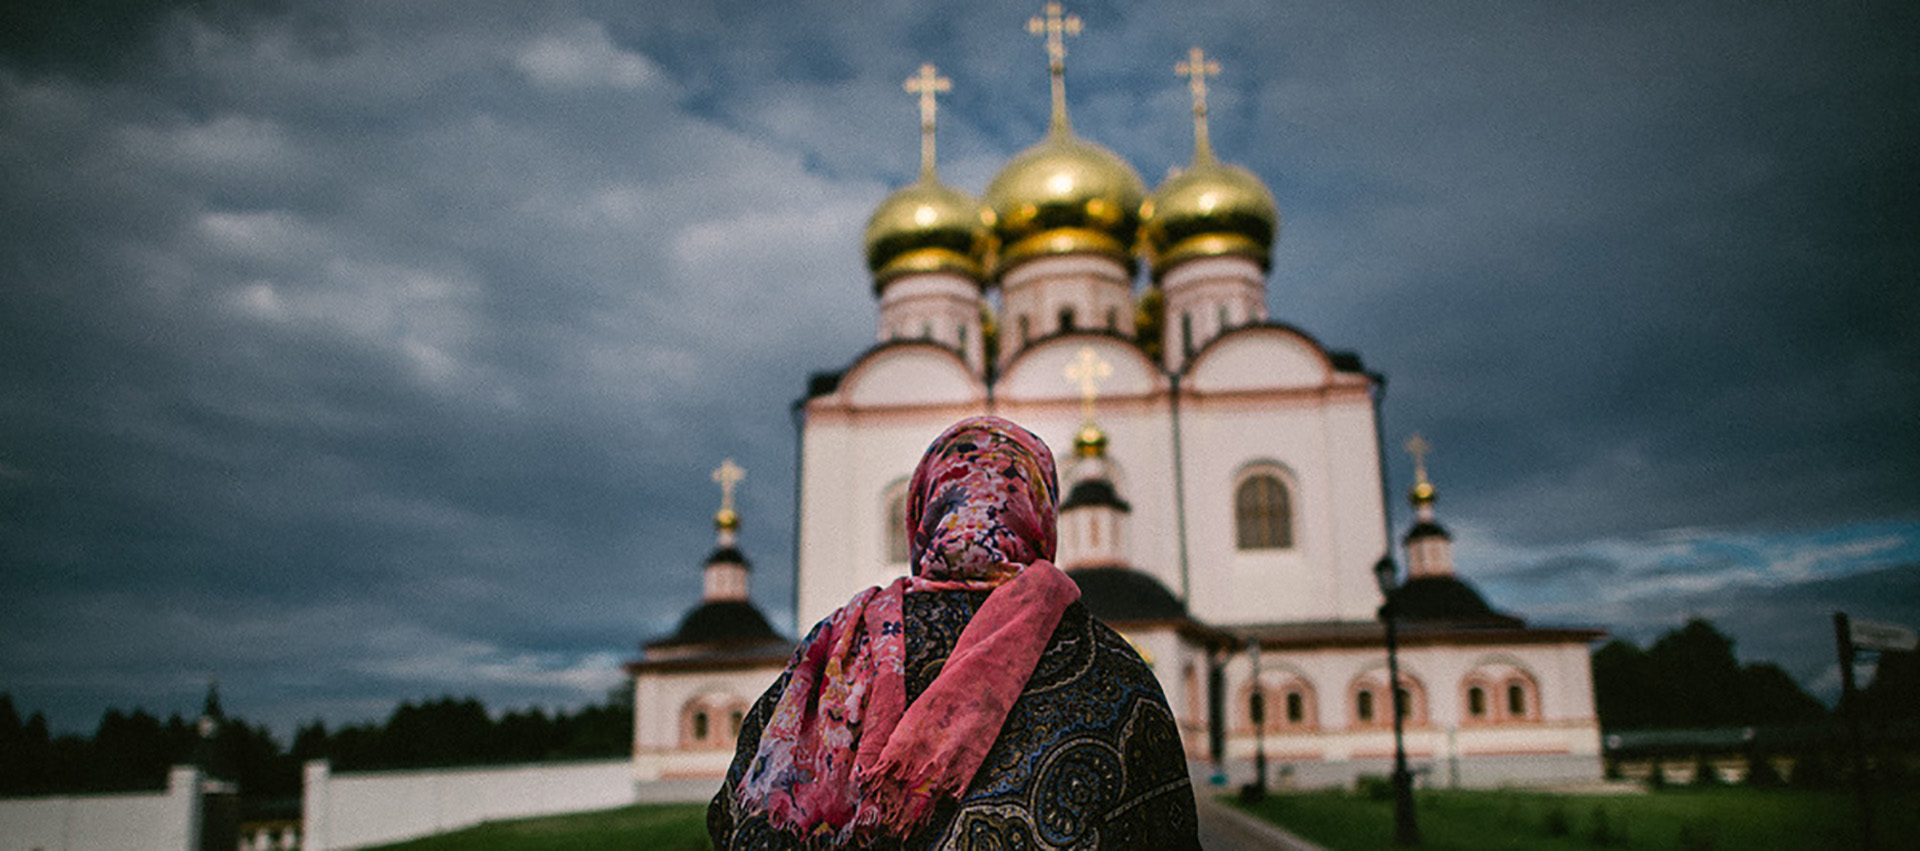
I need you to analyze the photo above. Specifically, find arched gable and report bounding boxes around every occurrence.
[836,342,986,409]
[997,334,1164,404]
[1187,325,1336,393]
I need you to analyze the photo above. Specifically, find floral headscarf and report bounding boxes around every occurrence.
[907,416,1059,582]
[731,416,1079,844]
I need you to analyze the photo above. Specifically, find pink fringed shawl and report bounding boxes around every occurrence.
[733,416,1079,842]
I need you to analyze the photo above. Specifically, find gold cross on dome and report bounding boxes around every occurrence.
[1405,433,1432,485]
[1176,46,1220,161]
[904,63,951,179]
[711,458,745,514]
[1028,2,1082,134]
[1064,346,1112,423]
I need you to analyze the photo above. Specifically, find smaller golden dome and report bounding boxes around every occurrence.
[1408,481,1436,506]
[1073,423,1108,458]
[1141,158,1278,276]
[863,177,989,291]
[714,508,740,532]
[983,133,1146,274]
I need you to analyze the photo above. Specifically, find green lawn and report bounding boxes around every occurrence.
[363,803,710,851]
[1233,786,1911,851]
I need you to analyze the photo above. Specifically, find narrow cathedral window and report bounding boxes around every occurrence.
[1235,474,1294,549]
[1181,312,1194,357]
[1395,687,1413,720]
[1059,307,1076,331]
[1286,691,1304,724]
[1019,314,1031,344]
[692,711,709,742]
[1508,683,1527,718]
[885,491,909,563]
[1356,690,1374,723]
[1106,307,1118,329]
[1468,686,1486,718]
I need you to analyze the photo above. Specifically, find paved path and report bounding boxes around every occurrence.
[1194,794,1326,851]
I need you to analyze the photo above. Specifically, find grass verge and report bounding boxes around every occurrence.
[363,802,709,851]
[1233,786,1910,851]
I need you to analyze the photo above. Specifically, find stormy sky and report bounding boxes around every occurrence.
[2,0,1915,736]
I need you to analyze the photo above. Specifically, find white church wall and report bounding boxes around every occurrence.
[1212,639,1601,788]
[0,765,199,851]
[300,758,637,851]
[840,347,984,409]
[1187,329,1330,393]
[631,666,783,781]
[1179,387,1387,625]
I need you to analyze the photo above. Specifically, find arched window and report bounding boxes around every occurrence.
[1356,690,1375,723]
[1507,683,1527,717]
[1468,686,1487,719]
[1058,307,1076,331]
[1235,472,1294,550]
[691,711,709,742]
[1351,671,1426,728]
[1462,661,1540,724]
[1243,673,1317,733]
[884,487,909,564]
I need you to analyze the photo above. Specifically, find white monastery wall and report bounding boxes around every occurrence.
[0,766,199,851]
[300,758,638,850]
[632,666,782,780]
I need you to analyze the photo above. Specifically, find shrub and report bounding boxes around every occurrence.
[1543,802,1571,837]
[1355,774,1393,801]
[1691,754,1724,787]
[1588,805,1619,846]
[1678,819,1718,851]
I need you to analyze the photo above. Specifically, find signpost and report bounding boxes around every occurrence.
[1833,611,1915,851]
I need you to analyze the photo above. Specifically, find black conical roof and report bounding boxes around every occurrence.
[1068,566,1185,622]
[1388,576,1522,627]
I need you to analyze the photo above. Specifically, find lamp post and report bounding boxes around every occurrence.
[1374,555,1421,846]
[1251,641,1268,798]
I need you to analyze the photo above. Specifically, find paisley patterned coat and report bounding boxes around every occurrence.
[710,591,1202,850]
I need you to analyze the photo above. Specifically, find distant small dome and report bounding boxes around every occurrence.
[659,600,781,647]
[982,133,1146,274]
[864,177,990,291]
[1141,158,1278,276]
[1409,480,1437,507]
[1388,576,1522,627]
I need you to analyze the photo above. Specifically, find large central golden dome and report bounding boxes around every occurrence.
[982,132,1146,274]
[864,176,989,291]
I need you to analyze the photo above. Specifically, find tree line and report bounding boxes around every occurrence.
[0,687,633,798]
[6,617,1913,797]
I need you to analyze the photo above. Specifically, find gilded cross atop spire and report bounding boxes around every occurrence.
[1064,346,1112,425]
[1176,46,1220,164]
[712,458,745,530]
[904,63,951,181]
[1027,2,1082,136]
[1405,433,1436,506]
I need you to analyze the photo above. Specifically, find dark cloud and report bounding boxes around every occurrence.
[2,0,1917,735]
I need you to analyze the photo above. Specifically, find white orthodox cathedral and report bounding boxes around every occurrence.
[628,5,1603,789]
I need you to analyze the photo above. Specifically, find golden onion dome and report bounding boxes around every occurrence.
[864,177,990,292]
[982,133,1146,275]
[1141,157,1278,277]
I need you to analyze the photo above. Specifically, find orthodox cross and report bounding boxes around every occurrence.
[1027,2,1082,134]
[1176,46,1220,162]
[712,458,745,515]
[1064,346,1112,424]
[1405,433,1432,486]
[904,63,951,180]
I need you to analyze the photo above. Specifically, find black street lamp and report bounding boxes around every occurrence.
[1251,641,1268,798]
[1373,555,1421,846]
